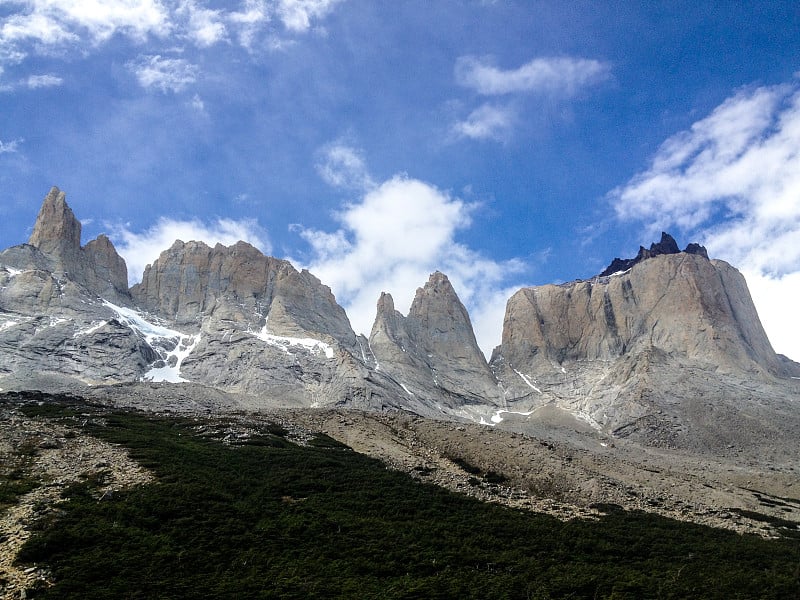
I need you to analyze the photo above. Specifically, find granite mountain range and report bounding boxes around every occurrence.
[1,187,798,455]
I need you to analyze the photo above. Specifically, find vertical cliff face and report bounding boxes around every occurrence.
[83,234,129,297]
[21,186,129,301]
[489,240,799,449]
[369,272,502,408]
[493,252,782,376]
[130,239,357,349]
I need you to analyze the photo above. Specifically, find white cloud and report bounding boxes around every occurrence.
[0,0,170,48]
[455,55,610,96]
[452,103,514,141]
[130,54,199,93]
[0,138,22,153]
[25,73,63,88]
[276,0,343,32]
[0,10,78,46]
[610,82,800,361]
[189,93,205,112]
[300,168,525,356]
[112,216,270,285]
[741,270,800,362]
[315,143,375,190]
[1,0,346,66]
[178,0,227,47]
[227,0,270,48]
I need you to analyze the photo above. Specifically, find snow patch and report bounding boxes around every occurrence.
[607,268,631,277]
[143,334,201,383]
[399,382,415,397]
[2,266,24,277]
[73,320,108,337]
[102,300,200,383]
[513,369,542,393]
[480,408,535,426]
[250,322,335,359]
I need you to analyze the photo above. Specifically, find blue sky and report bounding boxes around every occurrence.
[1,1,799,360]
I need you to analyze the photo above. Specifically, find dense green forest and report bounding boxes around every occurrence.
[6,396,800,599]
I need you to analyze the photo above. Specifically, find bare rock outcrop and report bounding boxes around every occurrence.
[4,186,130,302]
[0,189,149,386]
[490,240,800,453]
[28,187,82,264]
[496,252,782,374]
[3,190,799,459]
[369,272,502,410]
[131,240,356,348]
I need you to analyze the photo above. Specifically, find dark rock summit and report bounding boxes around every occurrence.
[598,232,708,277]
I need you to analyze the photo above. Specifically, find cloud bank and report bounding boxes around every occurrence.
[298,147,526,356]
[610,81,800,360]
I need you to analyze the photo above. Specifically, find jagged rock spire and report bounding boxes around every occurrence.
[28,186,82,264]
[369,271,502,407]
[599,232,709,277]
[24,187,129,299]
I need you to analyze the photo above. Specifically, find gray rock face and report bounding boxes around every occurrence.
[7,186,130,302]
[490,251,800,451]
[132,240,356,347]
[0,188,142,386]
[369,272,502,410]
[0,265,157,386]
[28,187,82,264]
[495,253,784,375]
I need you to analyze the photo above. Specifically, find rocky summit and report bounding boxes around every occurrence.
[369,272,503,411]
[489,243,800,456]
[1,188,799,458]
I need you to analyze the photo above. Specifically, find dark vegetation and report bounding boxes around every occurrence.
[0,466,39,510]
[7,394,800,599]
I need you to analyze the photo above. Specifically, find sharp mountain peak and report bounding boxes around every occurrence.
[2,187,798,455]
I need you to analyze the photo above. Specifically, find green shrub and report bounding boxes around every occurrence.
[8,396,800,599]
